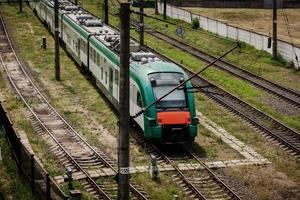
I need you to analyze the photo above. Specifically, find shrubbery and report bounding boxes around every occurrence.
[191,17,199,29]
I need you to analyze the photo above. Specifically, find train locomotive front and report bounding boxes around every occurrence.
[131,60,198,144]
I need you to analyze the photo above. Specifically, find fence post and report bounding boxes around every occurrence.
[17,137,21,171]
[46,173,50,200]
[31,154,35,194]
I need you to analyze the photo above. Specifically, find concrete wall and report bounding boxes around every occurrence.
[158,1,300,69]
[168,0,300,8]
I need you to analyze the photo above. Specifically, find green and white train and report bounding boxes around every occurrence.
[29,0,198,144]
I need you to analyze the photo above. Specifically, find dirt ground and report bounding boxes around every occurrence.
[185,8,300,46]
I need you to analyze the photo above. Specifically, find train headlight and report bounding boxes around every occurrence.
[149,119,156,127]
[193,117,199,124]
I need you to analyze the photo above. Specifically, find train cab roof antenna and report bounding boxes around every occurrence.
[132,42,241,119]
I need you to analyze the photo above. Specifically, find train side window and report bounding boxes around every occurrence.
[115,70,119,85]
[67,34,71,45]
[83,42,87,54]
[105,71,108,84]
[137,91,142,107]
[101,67,104,80]
[92,49,95,61]
[97,54,100,66]
[89,46,92,59]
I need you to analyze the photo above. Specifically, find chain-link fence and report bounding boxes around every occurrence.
[157,1,300,69]
[0,102,68,200]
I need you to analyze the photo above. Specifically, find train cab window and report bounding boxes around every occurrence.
[115,70,119,85]
[148,72,187,110]
[137,91,142,107]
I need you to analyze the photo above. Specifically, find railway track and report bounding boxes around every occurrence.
[131,26,300,158]
[0,12,148,200]
[145,41,300,158]
[183,68,300,158]
[106,6,300,159]
[132,130,241,200]
[125,22,300,159]
[133,19,300,108]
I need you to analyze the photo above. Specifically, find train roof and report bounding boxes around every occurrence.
[131,61,186,76]
[44,0,187,77]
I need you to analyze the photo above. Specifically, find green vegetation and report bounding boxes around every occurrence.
[0,129,36,199]
[191,17,199,29]
[185,7,300,46]
[1,2,300,199]
[133,173,186,200]
[83,0,300,133]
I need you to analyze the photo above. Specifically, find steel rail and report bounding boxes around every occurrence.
[88,2,300,158]
[129,18,300,108]
[26,2,148,198]
[79,3,300,157]
[0,13,112,199]
[157,53,300,156]
[186,147,241,200]
[147,30,300,107]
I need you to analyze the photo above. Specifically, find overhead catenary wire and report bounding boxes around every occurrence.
[132,42,241,119]
[130,10,232,42]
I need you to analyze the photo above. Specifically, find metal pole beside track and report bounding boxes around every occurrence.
[19,0,22,13]
[118,3,130,200]
[104,0,109,25]
[139,0,144,48]
[54,0,60,80]
[155,0,158,15]
[163,0,167,19]
[272,0,278,59]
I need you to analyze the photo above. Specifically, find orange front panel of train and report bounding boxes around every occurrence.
[157,112,191,125]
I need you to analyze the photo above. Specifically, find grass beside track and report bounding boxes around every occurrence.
[139,9,300,90]
[81,0,300,133]
[1,2,300,199]
[0,4,188,199]
[0,68,36,199]
[63,0,300,199]
[185,7,300,46]
[0,128,36,199]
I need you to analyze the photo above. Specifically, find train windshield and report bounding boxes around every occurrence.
[149,73,187,110]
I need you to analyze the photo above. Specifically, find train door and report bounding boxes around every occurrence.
[109,67,113,97]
